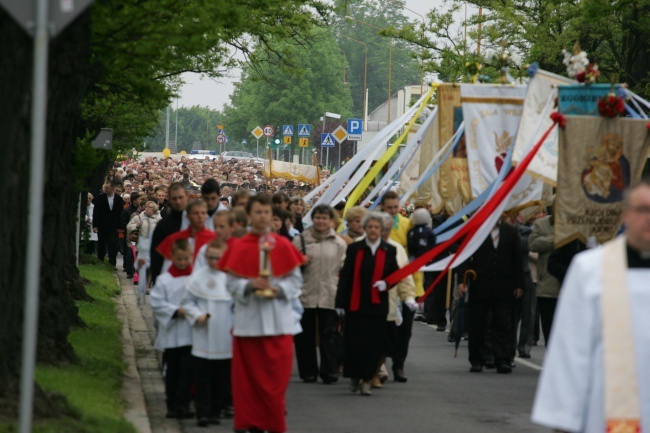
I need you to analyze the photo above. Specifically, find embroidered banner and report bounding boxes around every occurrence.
[558,84,619,116]
[264,160,319,184]
[461,84,542,208]
[512,70,574,186]
[555,116,650,246]
[414,110,443,209]
[437,84,470,212]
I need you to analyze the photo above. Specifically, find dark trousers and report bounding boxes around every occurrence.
[85,240,96,255]
[391,304,414,372]
[517,280,536,355]
[97,229,118,266]
[537,297,557,346]
[163,346,193,412]
[193,357,230,419]
[294,308,339,380]
[468,297,512,367]
[124,242,135,277]
[423,272,447,327]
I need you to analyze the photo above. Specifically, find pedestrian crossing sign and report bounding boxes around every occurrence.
[283,125,294,136]
[298,124,311,137]
[299,137,309,148]
[284,136,292,145]
[321,133,335,147]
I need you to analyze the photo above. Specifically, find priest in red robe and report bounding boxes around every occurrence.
[218,193,305,433]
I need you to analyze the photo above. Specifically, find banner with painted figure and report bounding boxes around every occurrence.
[438,84,471,213]
[264,160,319,184]
[558,84,619,116]
[398,128,423,203]
[461,84,543,208]
[555,116,650,247]
[512,70,574,186]
[414,109,443,210]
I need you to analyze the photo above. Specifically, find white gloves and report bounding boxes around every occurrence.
[373,280,388,292]
[336,308,345,317]
[405,299,418,312]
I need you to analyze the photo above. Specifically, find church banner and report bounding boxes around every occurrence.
[437,84,470,213]
[558,84,619,116]
[264,160,319,184]
[512,70,574,186]
[461,84,543,208]
[415,110,443,209]
[555,116,650,246]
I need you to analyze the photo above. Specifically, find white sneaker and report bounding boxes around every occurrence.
[360,382,372,396]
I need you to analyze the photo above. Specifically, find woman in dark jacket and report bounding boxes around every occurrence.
[335,211,399,396]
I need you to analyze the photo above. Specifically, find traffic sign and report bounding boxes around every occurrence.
[283,136,292,145]
[347,118,363,141]
[252,126,264,139]
[283,125,294,136]
[321,133,335,147]
[216,134,227,144]
[263,125,274,137]
[299,137,309,148]
[298,124,311,137]
[332,125,347,144]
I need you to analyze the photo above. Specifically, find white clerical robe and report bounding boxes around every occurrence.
[531,247,650,432]
[181,267,233,360]
[150,273,193,350]
[226,266,303,337]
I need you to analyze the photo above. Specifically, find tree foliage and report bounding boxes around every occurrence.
[146,106,225,152]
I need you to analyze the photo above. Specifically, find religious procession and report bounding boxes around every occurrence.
[4,2,650,433]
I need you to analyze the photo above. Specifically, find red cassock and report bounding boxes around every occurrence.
[218,232,305,433]
[156,227,216,262]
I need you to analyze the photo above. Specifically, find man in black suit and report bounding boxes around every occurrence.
[93,179,125,267]
[458,220,524,374]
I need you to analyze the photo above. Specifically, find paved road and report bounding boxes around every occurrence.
[119,261,551,433]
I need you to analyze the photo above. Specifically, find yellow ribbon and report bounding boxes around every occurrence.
[342,83,438,218]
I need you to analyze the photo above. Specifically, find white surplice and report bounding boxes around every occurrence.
[181,267,233,360]
[226,264,303,337]
[531,247,650,432]
[150,272,193,350]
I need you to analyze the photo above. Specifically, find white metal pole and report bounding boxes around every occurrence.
[256,138,259,159]
[20,0,50,431]
[364,89,369,131]
[174,99,178,148]
[75,192,81,266]
[320,115,326,166]
[165,105,170,148]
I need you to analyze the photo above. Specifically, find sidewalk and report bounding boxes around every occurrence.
[115,258,235,432]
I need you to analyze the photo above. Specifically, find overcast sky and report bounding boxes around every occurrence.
[177,0,472,110]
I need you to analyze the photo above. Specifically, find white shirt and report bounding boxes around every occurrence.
[365,237,381,256]
[181,267,233,360]
[150,273,193,350]
[107,194,114,211]
[226,266,303,337]
[531,247,650,432]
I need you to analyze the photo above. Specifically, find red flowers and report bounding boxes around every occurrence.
[598,94,625,118]
[575,63,600,83]
[550,112,566,128]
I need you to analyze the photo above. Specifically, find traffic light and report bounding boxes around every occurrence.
[274,126,281,145]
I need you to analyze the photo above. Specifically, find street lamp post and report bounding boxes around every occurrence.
[345,16,393,122]
[338,34,368,130]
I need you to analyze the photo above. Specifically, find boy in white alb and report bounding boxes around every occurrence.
[181,239,233,427]
[150,239,194,419]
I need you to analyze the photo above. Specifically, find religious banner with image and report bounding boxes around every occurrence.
[555,116,650,246]
[461,84,543,208]
[437,84,470,213]
[512,69,574,186]
[415,110,443,210]
[264,160,319,184]
[558,84,619,116]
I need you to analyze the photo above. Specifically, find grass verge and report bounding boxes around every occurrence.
[0,261,137,433]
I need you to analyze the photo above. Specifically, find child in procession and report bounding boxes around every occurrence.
[150,239,195,419]
[181,239,234,427]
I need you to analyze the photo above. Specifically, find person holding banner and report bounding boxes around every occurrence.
[532,180,650,433]
[458,219,524,374]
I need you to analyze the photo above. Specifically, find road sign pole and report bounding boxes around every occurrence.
[20,0,49,432]
[338,141,342,170]
[326,148,329,169]
[321,115,326,165]
[256,138,259,159]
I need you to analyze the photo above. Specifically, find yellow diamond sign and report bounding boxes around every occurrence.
[252,126,264,139]
[332,125,347,143]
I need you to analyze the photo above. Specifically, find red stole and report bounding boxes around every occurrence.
[157,227,216,261]
[350,247,386,312]
[217,232,305,278]
[168,264,193,277]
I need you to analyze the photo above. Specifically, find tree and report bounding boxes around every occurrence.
[0,0,331,417]
[146,106,225,152]
[333,0,421,114]
[222,27,354,163]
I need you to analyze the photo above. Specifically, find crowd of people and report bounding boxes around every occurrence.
[83,155,650,433]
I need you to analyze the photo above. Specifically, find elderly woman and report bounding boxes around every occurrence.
[340,206,367,244]
[335,211,400,396]
[291,205,347,384]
